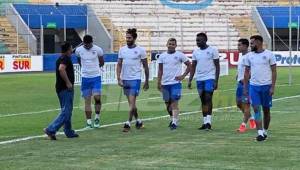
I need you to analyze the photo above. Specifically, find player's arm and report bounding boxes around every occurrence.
[188,60,197,89]
[213,58,220,90]
[141,58,149,90]
[98,55,104,67]
[270,64,277,96]
[59,64,72,89]
[243,66,250,95]
[157,63,163,91]
[116,58,123,87]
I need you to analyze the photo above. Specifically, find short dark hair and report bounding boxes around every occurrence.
[83,35,93,44]
[61,42,71,53]
[196,32,208,41]
[250,35,263,42]
[238,38,249,47]
[126,28,138,39]
[168,38,177,44]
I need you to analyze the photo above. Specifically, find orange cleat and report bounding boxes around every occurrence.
[237,124,247,133]
[249,119,256,129]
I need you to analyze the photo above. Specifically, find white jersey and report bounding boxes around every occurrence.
[158,51,189,85]
[237,53,249,82]
[75,45,104,78]
[244,50,276,86]
[192,46,219,81]
[118,45,147,80]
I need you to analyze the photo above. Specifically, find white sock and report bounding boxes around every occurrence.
[241,122,246,126]
[136,119,142,124]
[203,116,207,124]
[263,129,268,135]
[258,130,264,136]
[95,114,100,120]
[207,115,212,124]
[172,117,178,125]
[87,119,92,125]
[250,115,254,120]
[125,121,131,126]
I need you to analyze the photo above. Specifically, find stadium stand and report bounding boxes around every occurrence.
[0,16,30,54]
[52,0,279,52]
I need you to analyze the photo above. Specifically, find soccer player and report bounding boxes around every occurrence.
[236,38,256,133]
[157,38,191,130]
[188,32,220,130]
[43,42,79,140]
[116,28,149,132]
[75,35,104,128]
[244,35,277,142]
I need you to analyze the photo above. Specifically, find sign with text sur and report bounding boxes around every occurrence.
[0,54,43,73]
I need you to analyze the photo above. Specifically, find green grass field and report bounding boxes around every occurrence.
[0,68,300,169]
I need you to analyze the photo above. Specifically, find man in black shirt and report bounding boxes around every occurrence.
[43,42,79,140]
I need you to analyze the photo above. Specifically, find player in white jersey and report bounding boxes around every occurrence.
[236,38,256,133]
[157,38,191,130]
[244,35,277,142]
[116,28,149,132]
[188,32,220,130]
[75,35,104,128]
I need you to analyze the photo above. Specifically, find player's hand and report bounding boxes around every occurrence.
[188,81,192,89]
[157,82,162,92]
[143,81,149,91]
[118,79,123,87]
[175,75,185,81]
[214,80,218,90]
[66,82,73,90]
[269,87,275,96]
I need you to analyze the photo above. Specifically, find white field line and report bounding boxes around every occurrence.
[0,94,299,145]
[0,89,235,118]
[2,83,299,118]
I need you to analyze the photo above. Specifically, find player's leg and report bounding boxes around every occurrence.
[250,85,265,141]
[63,89,78,138]
[44,90,69,140]
[261,85,273,138]
[169,83,182,130]
[196,81,207,129]
[81,77,93,128]
[92,76,102,128]
[162,85,172,127]
[84,96,93,128]
[202,79,215,130]
[203,91,213,130]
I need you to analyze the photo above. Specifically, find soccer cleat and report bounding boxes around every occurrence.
[249,119,256,129]
[94,118,100,128]
[135,121,144,129]
[66,133,79,138]
[123,123,131,132]
[237,124,247,133]
[170,123,177,130]
[43,128,56,140]
[86,123,93,129]
[263,134,268,140]
[256,135,266,142]
[206,123,212,130]
[198,124,207,130]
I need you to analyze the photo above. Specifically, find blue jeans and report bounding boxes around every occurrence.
[47,89,75,136]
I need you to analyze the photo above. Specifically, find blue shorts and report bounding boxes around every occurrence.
[196,79,215,93]
[249,84,272,108]
[81,76,102,98]
[236,81,250,103]
[123,80,141,96]
[162,83,182,102]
